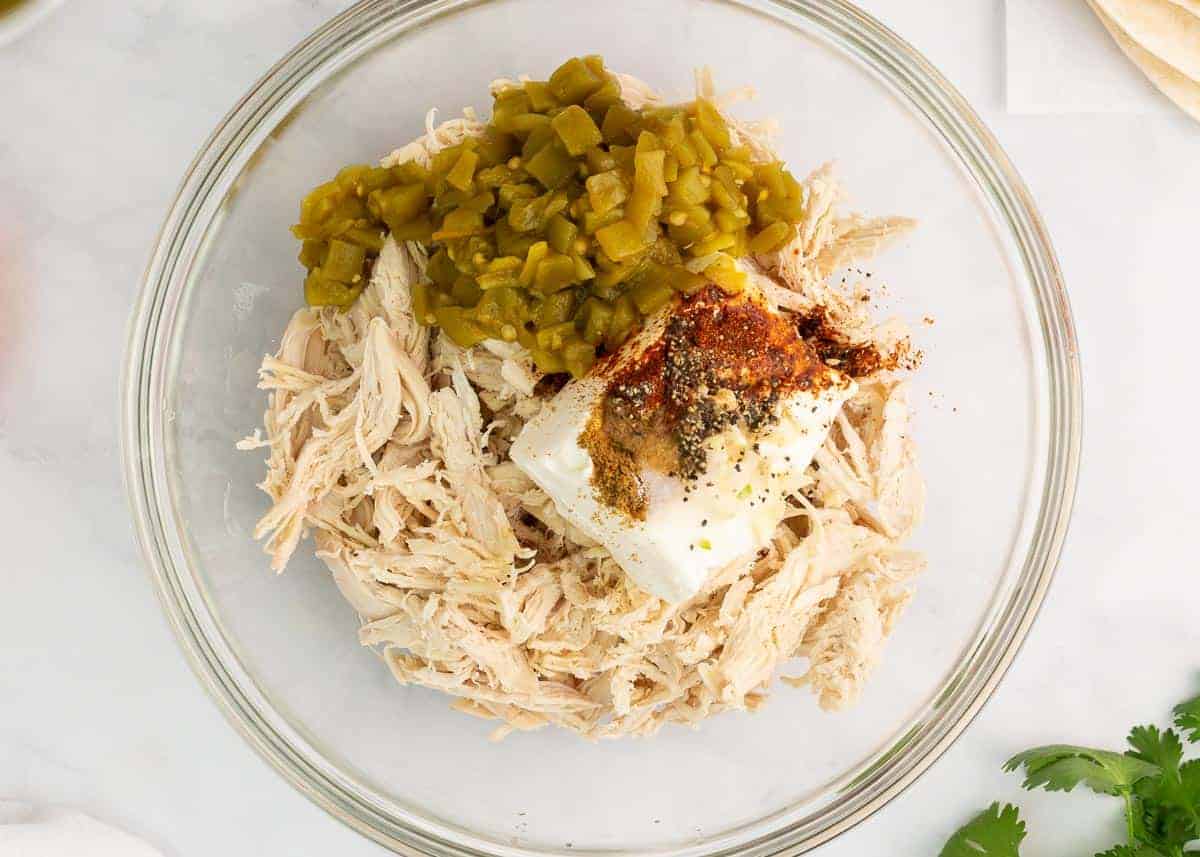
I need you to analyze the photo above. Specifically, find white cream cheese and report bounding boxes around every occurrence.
[510,285,855,603]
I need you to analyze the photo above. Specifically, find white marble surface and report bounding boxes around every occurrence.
[0,2,1197,855]
[1006,0,1183,115]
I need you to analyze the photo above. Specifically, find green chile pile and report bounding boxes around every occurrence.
[291,56,807,378]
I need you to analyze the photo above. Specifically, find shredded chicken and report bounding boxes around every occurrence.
[241,76,926,740]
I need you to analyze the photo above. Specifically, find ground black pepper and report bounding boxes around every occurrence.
[592,286,840,489]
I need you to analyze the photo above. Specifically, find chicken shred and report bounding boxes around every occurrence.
[242,78,926,739]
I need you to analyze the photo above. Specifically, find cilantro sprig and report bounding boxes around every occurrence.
[938,693,1200,857]
[939,803,1026,857]
[1176,697,1200,744]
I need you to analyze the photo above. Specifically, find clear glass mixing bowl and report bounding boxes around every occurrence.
[122,1,1081,854]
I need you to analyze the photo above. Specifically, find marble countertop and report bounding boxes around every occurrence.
[1,2,1197,855]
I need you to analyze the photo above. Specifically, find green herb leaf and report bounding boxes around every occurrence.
[1127,725,1184,772]
[1004,745,1160,796]
[1126,726,1200,854]
[945,694,1200,857]
[1174,695,1200,743]
[939,803,1026,857]
[1180,757,1200,799]
[1092,846,1168,857]
[1132,758,1200,844]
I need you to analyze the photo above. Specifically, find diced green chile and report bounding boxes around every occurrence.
[292,54,810,373]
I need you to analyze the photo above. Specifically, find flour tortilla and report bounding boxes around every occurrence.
[1089,0,1200,122]
[1165,0,1200,20]
[1090,0,1200,83]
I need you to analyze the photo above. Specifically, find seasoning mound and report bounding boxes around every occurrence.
[581,283,849,518]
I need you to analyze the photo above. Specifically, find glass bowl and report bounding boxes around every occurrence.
[122,0,1080,854]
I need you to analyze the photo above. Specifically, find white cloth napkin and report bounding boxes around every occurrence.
[1006,0,1180,114]
[0,802,163,857]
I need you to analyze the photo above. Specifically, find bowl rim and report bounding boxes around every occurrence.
[122,1,1082,854]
